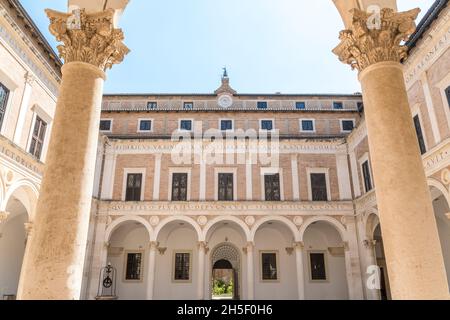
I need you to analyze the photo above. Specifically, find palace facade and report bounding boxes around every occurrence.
[0,0,449,300]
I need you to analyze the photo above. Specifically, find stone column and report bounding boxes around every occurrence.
[333,8,449,299]
[146,241,157,300]
[245,242,255,300]
[17,9,129,300]
[13,72,34,145]
[363,239,381,300]
[197,241,207,300]
[16,222,34,298]
[294,242,305,300]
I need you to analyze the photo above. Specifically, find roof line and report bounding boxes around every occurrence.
[103,93,363,97]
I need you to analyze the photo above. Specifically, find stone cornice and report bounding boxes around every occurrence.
[46,9,129,71]
[423,138,450,176]
[100,201,355,216]
[354,190,377,213]
[333,8,420,72]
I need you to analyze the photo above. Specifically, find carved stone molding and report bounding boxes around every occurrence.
[45,9,130,71]
[333,8,420,72]
[293,241,304,249]
[0,211,10,224]
[363,239,377,249]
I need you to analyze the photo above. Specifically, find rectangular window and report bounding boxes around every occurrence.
[309,252,327,281]
[172,173,188,201]
[174,252,191,281]
[261,252,278,281]
[301,120,315,132]
[100,120,112,131]
[413,115,426,155]
[218,173,234,201]
[310,173,328,201]
[357,102,364,113]
[29,116,47,160]
[0,82,10,130]
[445,86,450,108]
[257,101,268,109]
[333,102,343,110]
[125,173,142,201]
[264,174,281,201]
[260,120,274,131]
[139,120,152,132]
[179,120,192,131]
[183,102,194,110]
[296,101,306,110]
[362,160,373,192]
[125,252,142,280]
[147,101,157,110]
[220,120,233,131]
[341,120,355,132]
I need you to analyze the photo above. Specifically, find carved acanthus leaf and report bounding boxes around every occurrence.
[333,8,420,72]
[45,9,129,71]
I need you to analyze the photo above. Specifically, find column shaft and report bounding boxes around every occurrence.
[246,243,254,300]
[146,242,157,300]
[294,244,305,300]
[18,62,106,300]
[359,62,449,299]
[197,242,206,300]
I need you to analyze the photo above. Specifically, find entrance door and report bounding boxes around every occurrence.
[212,259,235,300]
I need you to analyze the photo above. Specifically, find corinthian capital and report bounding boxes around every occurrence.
[45,8,130,71]
[333,8,420,72]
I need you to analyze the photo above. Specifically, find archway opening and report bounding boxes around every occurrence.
[430,185,450,289]
[0,195,29,300]
[373,224,391,300]
[107,221,150,300]
[212,259,234,300]
[211,243,241,300]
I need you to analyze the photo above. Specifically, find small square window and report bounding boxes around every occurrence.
[301,120,315,132]
[260,120,274,131]
[261,252,278,281]
[341,120,354,132]
[180,120,192,131]
[100,120,112,131]
[257,101,268,109]
[220,120,233,131]
[296,101,306,110]
[147,102,157,110]
[139,120,152,132]
[333,102,344,110]
[184,102,194,110]
[309,252,327,281]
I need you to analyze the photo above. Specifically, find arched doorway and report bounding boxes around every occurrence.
[211,243,240,300]
[429,183,450,289]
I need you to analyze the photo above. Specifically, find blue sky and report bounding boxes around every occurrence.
[21,0,434,94]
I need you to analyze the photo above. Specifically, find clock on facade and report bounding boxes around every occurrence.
[218,95,233,108]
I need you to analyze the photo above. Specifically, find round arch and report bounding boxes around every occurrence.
[152,215,202,242]
[1,179,39,221]
[104,215,153,242]
[202,216,251,242]
[299,216,347,242]
[428,178,450,207]
[250,216,300,242]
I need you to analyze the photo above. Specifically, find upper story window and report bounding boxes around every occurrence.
[183,102,194,110]
[218,173,234,201]
[220,119,233,131]
[260,120,274,131]
[179,119,193,131]
[264,174,281,201]
[357,102,364,113]
[413,115,426,155]
[361,160,373,193]
[310,173,328,201]
[125,173,142,201]
[300,119,315,132]
[261,252,278,281]
[257,101,268,110]
[147,102,157,110]
[29,116,47,160]
[296,101,306,110]
[125,252,143,281]
[341,120,355,132]
[0,82,10,130]
[333,101,344,110]
[100,119,112,132]
[138,119,153,132]
[172,173,188,201]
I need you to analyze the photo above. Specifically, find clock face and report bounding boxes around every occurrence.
[218,95,233,108]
